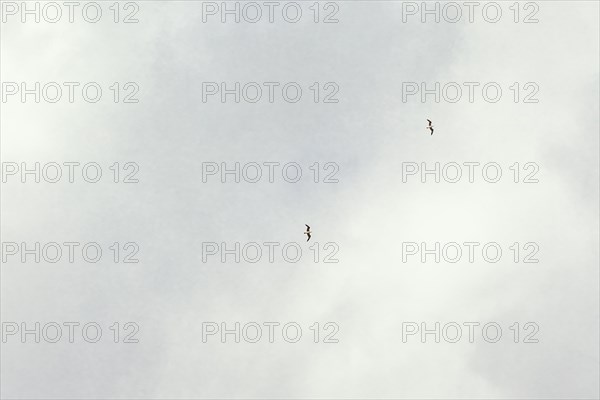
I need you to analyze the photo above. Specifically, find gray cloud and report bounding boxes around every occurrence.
[1,1,598,399]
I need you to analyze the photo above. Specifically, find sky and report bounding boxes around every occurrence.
[1,1,599,399]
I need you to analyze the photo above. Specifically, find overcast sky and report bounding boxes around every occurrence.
[1,1,599,399]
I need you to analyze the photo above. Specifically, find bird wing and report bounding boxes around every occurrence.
[427,119,432,125]
[305,224,310,231]
[307,232,311,241]
[430,127,434,134]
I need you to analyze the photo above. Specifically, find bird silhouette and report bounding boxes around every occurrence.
[426,119,434,135]
[304,224,311,241]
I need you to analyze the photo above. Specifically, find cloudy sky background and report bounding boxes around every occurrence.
[1,1,599,398]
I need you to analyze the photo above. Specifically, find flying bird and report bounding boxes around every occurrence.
[304,224,311,242]
[426,119,434,135]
